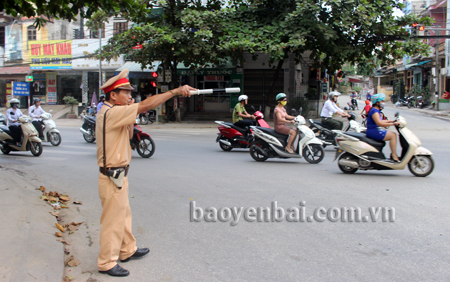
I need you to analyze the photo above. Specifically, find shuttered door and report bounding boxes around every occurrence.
[243,69,284,108]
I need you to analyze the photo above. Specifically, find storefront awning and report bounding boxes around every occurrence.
[0,66,31,75]
[349,78,362,83]
[115,61,161,73]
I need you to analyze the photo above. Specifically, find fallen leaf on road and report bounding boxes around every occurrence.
[55,232,63,237]
[67,259,80,267]
[64,255,74,265]
[73,201,82,205]
[56,223,66,232]
[64,247,70,254]
[70,222,82,226]
[49,211,59,217]
[68,225,79,232]
[59,196,70,202]
[46,196,59,202]
[63,276,73,282]
[39,186,46,192]
[57,238,70,245]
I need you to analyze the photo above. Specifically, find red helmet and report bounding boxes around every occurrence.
[365,100,370,105]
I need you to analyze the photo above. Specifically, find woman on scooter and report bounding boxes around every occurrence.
[366,93,400,162]
[273,93,297,153]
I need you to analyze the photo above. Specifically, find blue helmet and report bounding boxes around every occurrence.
[372,93,386,104]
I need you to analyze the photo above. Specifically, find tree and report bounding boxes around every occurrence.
[1,0,137,28]
[63,96,79,114]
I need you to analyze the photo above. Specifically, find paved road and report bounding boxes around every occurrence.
[1,107,449,281]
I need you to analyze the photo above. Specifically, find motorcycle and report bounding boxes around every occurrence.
[139,109,156,125]
[80,114,96,143]
[215,106,270,151]
[309,112,366,148]
[39,111,62,146]
[406,96,415,109]
[334,112,434,177]
[249,108,324,163]
[415,96,425,109]
[0,113,6,126]
[130,118,155,158]
[0,115,43,156]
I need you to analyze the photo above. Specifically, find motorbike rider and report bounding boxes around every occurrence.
[232,95,256,135]
[97,94,106,113]
[6,98,24,145]
[273,93,297,153]
[351,91,359,110]
[366,93,400,162]
[361,100,371,117]
[320,91,350,130]
[29,98,46,139]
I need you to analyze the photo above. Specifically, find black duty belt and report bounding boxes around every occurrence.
[99,165,129,177]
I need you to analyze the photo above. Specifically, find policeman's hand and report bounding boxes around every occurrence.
[172,85,197,97]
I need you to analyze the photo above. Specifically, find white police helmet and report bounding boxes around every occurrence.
[238,95,248,101]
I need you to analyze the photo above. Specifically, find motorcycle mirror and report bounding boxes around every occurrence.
[299,107,303,115]
[251,105,256,112]
[291,109,297,115]
[395,112,399,118]
[259,105,262,111]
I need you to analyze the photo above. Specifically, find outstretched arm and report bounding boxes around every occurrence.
[137,85,196,114]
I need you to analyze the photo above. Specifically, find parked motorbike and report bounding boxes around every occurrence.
[215,106,270,151]
[39,111,61,146]
[415,96,425,109]
[0,113,6,126]
[334,112,434,177]
[130,118,155,158]
[0,115,43,156]
[249,108,324,163]
[80,114,96,143]
[309,112,366,148]
[139,109,156,125]
[406,96,415,109]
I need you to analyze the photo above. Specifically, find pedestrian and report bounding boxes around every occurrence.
[96,69,195,277]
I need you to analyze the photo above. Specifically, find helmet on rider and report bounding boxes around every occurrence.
[33,98,41,105]
[10,98,20,109]
[372,93,386,104]
[365,100,370,105]
[99,94,106,101]
[276,93,287,101]
[238,95,248,102]
[328,91,341,100]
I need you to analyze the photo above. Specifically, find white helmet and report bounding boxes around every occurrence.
[238,95,248,102]
[10,98,20,108]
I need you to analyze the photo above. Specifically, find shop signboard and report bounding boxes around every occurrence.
[29,40,72,69]
[72,39,124,70]
[12,81,30,96]
[204,75,224,82]
[46,72,57,105]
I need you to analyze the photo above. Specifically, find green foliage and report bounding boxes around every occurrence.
[352,86,363,93]
[289,97,310,119]
[63,96,79,114]
[305,87,318,100]
[342,64,356,76]
[411,84,430,102]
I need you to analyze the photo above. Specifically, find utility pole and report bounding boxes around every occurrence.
[99,27,102,94]
[435,30,440,111]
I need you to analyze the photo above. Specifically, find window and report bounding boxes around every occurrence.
[0,27,4,48]
[113,22,128,35]
[90,24,105,39]
[28,26,36,41]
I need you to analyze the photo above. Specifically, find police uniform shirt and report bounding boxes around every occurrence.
[96,102,139,168]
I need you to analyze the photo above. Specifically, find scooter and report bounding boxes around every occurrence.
[138,109,156,125]
[215,106,270,151]
[0,115,43,156]
[249,108,324,163]
[334,112,434,177]
[0,113,6,126]
[415,96,425,109]
[39,111,62,146]
[130,118,155,158]
[80,114,96,143]
[406,95,415,109]
[309,112,366,148]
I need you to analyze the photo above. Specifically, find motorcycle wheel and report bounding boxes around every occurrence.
[140,116,149,125]
[136,136,155,158]
[49,132,62,146]
[30,142,43,157]
[407,103,412,109]
[249,140,269,162]
[1,146,10,154]
[83,132,96,143]
[219,140,233,151]
[338,153,358,174]
[303,144,325,164]
[408,155,434,177]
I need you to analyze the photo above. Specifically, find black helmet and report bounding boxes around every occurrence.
[99,94,105,100]
[34,98,41,104]
[348,112,356,120]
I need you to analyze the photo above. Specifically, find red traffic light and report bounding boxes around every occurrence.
[151,72,158,78]
[151,81,157,87]
[418,26,425,31]
[412,23,418,27]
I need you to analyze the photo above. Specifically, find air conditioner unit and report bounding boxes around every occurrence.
[440,67,447,75]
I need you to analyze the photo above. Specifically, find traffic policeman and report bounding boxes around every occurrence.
[96,69,195,277]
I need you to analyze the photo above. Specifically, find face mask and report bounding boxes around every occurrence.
[380,102,386,109]
[280,101,287,106]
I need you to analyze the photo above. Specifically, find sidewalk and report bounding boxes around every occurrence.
[385,101,450,121]
[0,166,63,282]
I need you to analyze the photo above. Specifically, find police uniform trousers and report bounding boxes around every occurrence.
[98,173,137,271]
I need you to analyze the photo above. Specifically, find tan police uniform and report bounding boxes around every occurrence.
[96,70,139,271]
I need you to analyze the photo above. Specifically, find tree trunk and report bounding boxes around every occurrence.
[267,59,285,108]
